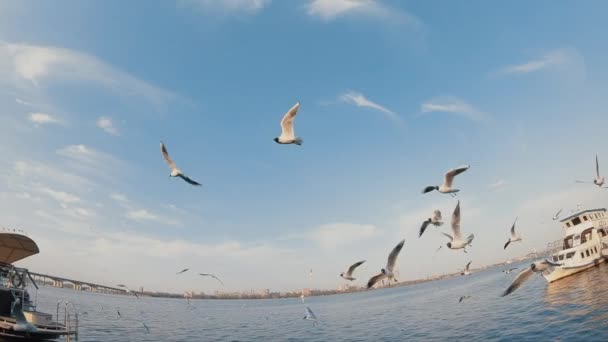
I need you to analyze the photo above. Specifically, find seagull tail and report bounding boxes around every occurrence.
[294,137,303,145]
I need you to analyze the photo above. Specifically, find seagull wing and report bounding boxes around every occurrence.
[508,267,518,272]
[451,201,462,240]
[510,217,518,237]
[200,273,224,286]
[367,273,388,289]
[597,154,600,178]
[386,239,405,271]
[465,260,472,272]
[442,232,454,242]
[305,306,317,320]
[177,268,189,275]
[280,102,300,139]
[443,165,470,188]
[346,260,365,277]
[178,174,202,186]
[502,267,534,296]
[160,142,177,171]
[504,240,511,250]
[419,219,431,238]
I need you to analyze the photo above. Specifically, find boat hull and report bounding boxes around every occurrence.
[542,257,606,283]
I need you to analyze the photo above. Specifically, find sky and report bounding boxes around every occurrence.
[1,0,608,294]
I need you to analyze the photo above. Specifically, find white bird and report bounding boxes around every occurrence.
[274,102,303,145]
[502,260,563,296]
[303,306,318,324]
[552,208,562,221]
[367,239,405,289]
[419,210,443,238]
[12,298,37,333]
[460,260,472,276]
[199,273,224,286]
[576,154,606,187]
[502,267,518,274]
[160,141,201,186]
[503,217,522,250]
[422,165,470,197]
[442,201,474,252]
[340,260,366,281]
[458,295,472,303]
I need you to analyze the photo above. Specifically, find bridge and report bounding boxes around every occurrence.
[29,272,129,294]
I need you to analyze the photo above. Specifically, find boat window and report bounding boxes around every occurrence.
[572,217,581,226]
[581,252,585,258]
[595,247,598,253]
[566,252,575,259]
[586,250,590,257]
[566,222,571,227]
[558,255,564,260]
[583,216,588,221]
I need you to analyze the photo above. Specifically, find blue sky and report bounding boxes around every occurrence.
[2,0,608,293]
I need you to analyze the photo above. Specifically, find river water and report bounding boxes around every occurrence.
[33,261,608,341]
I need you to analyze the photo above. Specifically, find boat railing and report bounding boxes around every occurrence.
[56,300,78,341]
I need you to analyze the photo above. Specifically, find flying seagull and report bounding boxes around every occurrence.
[367,239,405,289]
[460,260,472,276]
[199,273,224,286]
[274,102,303,145]
[116,309,122,318]
[504,217,522,250]
[422,165,470,197]
[143,323,150,334]
[160,141,201,186]
[176,268,189,275]
[419,210,443,238]
[340,260,366,281]
[502,267,518,274]
[552,208,562,221]
[502,260,563,296]
[576,154,606,187]
[303,306,318,325]
[442,201,474,252]
[459,295,472,303]
[436,245,443,252]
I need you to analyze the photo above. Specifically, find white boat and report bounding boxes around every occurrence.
[0,232,78,341]
[542,208,608,282]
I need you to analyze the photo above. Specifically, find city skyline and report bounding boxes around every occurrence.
[1,1,608,293]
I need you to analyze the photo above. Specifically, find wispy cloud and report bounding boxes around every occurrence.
[110,193,129,204]
[28,112,59,125]
[56,144,125,170]
[488,179,508,190]
[0,42,174,106]
[340,91,399,121]
[496,48,585,76]
[178,0,270,15]
[307,222,380,250]
[306,0,422,26]
[96,116,119,136]
[420,96,486,123]
[125,209,180,226]
[39,187,81,204]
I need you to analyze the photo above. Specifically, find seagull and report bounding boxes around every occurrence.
[504,217,522,250]
[460,260,472,276]
[367,239,405,289]
[442,201,474,252]
[576,155,606,187]
[422,165,470,197]
[436,245,443,252]
[143,323,150,334]
[116,284,127,288]
[116,309,122,318]
[303,306,318,325]
[300,293,305,303]
[419,210,443,238]
[458,295,472,303]
[12,298,37,333]
[340,260,366,281]
[274,102,303,145]
[199,273,224,286]
[552,209,562,221]
[160,141,201,186]
[176,268,189,275]
[502,267,518,274]
[502,260,563,296]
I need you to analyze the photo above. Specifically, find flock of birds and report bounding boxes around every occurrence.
[131,102,606,325]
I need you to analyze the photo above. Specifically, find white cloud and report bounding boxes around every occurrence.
[306,0,421,26]
[96,116,119,135]
[308,223,380,249]
[340,91,399,121]
[0,42,173,106]
[110,193,129,203]
[497,48,585,76]
[125,209,180,226]
[56,144,125,170]
[39,187,81,204]
[28,112,58,125]
[488,179,508,190]
[420,96,486,122]
[178,0,270,14]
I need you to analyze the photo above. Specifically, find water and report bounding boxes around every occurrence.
[34,262,608,341]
